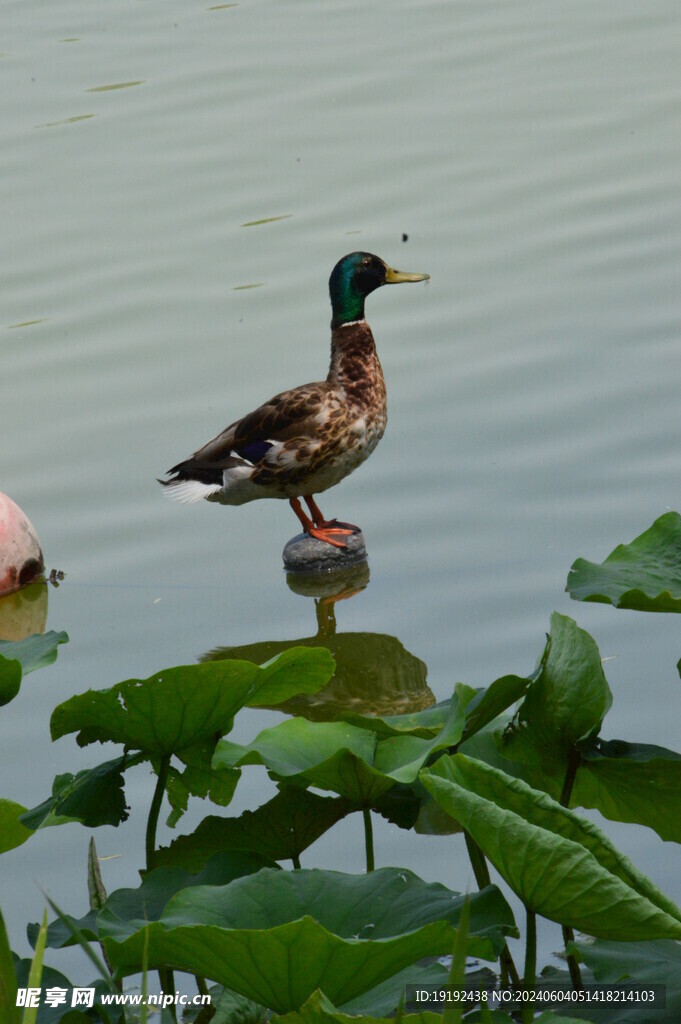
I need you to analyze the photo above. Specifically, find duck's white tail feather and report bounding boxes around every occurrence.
[162,479,223,504]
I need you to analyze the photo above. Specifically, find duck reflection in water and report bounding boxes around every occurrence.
[201,563,434,721]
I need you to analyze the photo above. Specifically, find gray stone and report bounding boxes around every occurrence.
[282,530,367,574]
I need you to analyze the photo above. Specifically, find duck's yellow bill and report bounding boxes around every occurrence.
[385,266,430,284]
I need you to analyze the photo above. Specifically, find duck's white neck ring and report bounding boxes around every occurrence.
[337,318,366,328]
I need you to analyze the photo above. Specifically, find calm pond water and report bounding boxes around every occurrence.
[3,0,681,985]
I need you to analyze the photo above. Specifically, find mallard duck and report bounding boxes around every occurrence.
[160,252,429,547]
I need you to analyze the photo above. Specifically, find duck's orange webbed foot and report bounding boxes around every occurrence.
[306,525,351,549]
[320,518,361,534]
[304,496,361,536]
[289,496,361,548]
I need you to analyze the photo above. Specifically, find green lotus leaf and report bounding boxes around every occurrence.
[371,783,422,829]
[12,956,114,1024]
[413,791,463,835]
[155,788,351,871]
[213,702,469,804]
[534,1015,592,1024]
[414,718,518,836]
[51,648,331,756]
[568,938,681,1023]
[0,657,21,708]
[246,647,335,706]
[503,613,611,778]
[339,961,450,1017]
[26,910,98,952]
[465,725,681,846]
[213,719,393,804]
[0,630,68,706]
[166,740,240,827]
[11,956,84,1024]
[339,672,530,748]
[101,850,277,942]
[0,916,20,1024]
[0,630,68,675]
[102,868,517,1012]
[157,867,515,948]
[204,985,267,1024]
[567,511,681,612]
[372,702,469,784]
[459,674,532,744]
[20,756,134,830]
[420,754,681,940]
[108,919,445,1015]
[0,910,18,1024]
[0,799,33,854]
[271,989,442,1024]
[33,851,274,950]
[339,698,455,739]
[572,739,681,844]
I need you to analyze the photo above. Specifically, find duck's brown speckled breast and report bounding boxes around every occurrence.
[298,320,387,494]
[252,320,387,498]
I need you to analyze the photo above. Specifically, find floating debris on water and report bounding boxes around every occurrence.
[241,214,292,227]
[36,114,95,129]
[87,81,145,93]
[7,319,47,329]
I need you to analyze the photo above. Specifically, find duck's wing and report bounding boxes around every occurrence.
[165,381,331,484]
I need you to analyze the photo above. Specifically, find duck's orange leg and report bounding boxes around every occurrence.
[289,497,350,549]
[304,495,361,535]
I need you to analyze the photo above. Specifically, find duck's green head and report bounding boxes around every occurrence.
[329,252,429,329]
